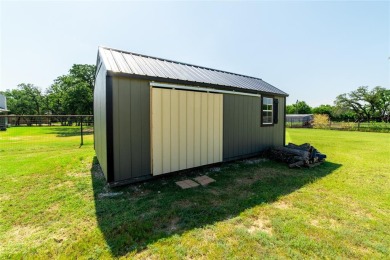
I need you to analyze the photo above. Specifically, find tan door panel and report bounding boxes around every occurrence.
[151,88,223,176]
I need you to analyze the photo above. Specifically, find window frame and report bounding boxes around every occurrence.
[261,96,274,126]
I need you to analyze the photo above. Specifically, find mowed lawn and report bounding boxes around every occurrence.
[0,127,389,258]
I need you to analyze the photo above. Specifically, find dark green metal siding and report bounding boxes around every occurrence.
[112,78,151,181]
[223,94,285,161]
[93,64,108,179]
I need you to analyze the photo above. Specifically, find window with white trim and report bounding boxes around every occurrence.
[262,97,273,125]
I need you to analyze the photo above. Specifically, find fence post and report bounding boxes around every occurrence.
[80,116,83,146]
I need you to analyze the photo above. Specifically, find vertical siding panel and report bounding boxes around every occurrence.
[118,79,132,180]
[250,97,255,152]
[280,97,284,145]
[186,91,194,168]
[243,96,248,154]
[179,91,187,170]
[249,97,254,153]
[140,83,150,175]
[94,65,108,178]
[162,89,171,173]
[194,92,201,166]
[213,95,222,162]
[250,97,255,153]
[207,93,214,164]
[170,90,179,171]
[253,97,259,152]
[222,95,229,159]
[259,97,264,150]
[230,95,234,159]
[281,97,285,145]
[223,94,235,158]
[244,96,249,155]
[151,88,162,175]
[230,96,234,158]
[112,78,120,179]
[244,96,249,153]
[200,93,208,165]
[239,96,244,155]
[233,96,238,157]
[241,96,245,155]
[236,96,240,155]
[219,96,223,161]
[130,80,142,177]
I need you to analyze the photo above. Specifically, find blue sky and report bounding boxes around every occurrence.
[1,1,389,106]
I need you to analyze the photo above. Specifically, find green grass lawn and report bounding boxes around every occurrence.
[0,127,389,258]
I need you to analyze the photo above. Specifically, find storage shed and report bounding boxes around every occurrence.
[286,114,313,128]
[94,46,288,185]
[0,94,8,130]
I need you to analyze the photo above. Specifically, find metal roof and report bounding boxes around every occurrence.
[286,114,313,119]
[98,46,288,96]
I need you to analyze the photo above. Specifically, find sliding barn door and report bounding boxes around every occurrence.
[151,88,223,176]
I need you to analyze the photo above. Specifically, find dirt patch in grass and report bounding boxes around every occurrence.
[0,193,11,201]
[247,218,273,235]
[167,217,180,232]
[310,219,320,227]
[207,188,221,196]
[338,196,375,220]
[49,180,74,190]
[3,225,42,250]
[273,201,291,210]
[243,158,269,165]
[234,168,292,186]
[173,199,194,209]
[46,202,60,213]
[234,173,267,186]
[127,187,152,198]
[67,171,88,178]
[309,217,341,230]
[240,216,273,235]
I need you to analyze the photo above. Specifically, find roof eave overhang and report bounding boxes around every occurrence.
[106,71,289,97]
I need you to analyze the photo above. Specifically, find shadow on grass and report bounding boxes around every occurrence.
[47,127,94,137]
[91,156,341,257]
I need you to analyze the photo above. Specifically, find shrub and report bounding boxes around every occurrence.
[313,114,330,129]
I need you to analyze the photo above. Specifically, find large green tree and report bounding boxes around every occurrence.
[286,101,312,114]
[312,104,333,116]
[373,87,390,122]
[46,64,96,115]
[335,86,390,122]
[3,83,44,115]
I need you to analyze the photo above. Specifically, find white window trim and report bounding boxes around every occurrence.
[262,97,273,125]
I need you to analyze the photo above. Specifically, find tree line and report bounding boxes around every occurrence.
[1,65,389,123]
[287,86,390,122]
[1,64,96,116]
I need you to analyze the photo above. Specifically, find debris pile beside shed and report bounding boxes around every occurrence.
[268,143,326,168]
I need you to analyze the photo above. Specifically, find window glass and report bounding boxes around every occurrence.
[262,97,273,125]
